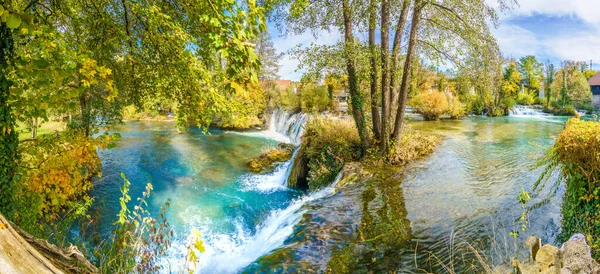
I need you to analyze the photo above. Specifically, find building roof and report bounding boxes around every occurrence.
[589,73,600,86]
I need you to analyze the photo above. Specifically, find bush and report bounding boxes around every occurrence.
[301,118,362,190]
[537,118,600,259]
[387,128,441,165]
[463,94,484,115]
[576,102,596,114]
[300,83,330,112]
[487,106,506,117]
[501,97,516,111]
[517,93,535,105]
[447,96,466,119]
[410,91,449,120]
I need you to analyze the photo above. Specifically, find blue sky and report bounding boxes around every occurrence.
[270,0,600,81]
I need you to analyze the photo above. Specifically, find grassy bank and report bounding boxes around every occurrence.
[537,118,600,259]
[288,116,442,190]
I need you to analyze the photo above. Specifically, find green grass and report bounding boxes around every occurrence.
[16,121,66,140]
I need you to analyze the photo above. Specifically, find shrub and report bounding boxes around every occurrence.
[487,106,506,117]
[501,97,516,112]
[13,131,114,231]
[387,128,441,165]
[466,95,485,115]
[536,118,600,259]
[87,174,175,273]
[517,93,535,105]
[447,96,466,119]
[301,118,362,190]
[576,102,596,114]
[410,91,449,120]
[300,83,330,112]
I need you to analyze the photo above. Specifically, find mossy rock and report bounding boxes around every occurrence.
[247,143,294,173]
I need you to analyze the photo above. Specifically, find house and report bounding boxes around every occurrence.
[589,73,600,108]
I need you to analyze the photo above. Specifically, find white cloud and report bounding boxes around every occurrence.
[271,29,341,81]
[493,24,539,58]
[489,0,600,64]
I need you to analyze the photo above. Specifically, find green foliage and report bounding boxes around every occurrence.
[517,188,530,232]
[501,97,516,112]
[516,93,535,105]
[501,61,522,98]
[536,118,600,258]
[551,61,592,107]
[0,21,17,216]
[299,81,330,112]
[302,118,362,190]
[518,56,543,93]
[89,173,174,273]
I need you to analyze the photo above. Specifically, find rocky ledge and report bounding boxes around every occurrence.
[494,234,600,274]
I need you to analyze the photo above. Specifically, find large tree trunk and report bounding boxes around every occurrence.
[342,0,370,149]
[392,2,423,148]
[0,24,17,216]
[369,0,381,141]
[380,0,391,152]
[390,0,411,116]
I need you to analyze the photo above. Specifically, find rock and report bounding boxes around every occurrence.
[519,262,542,274]
[492,264,513,274]
[525,236,542,262]
[560,234,592,274]
[536,244,561,272]
[592,260,600,273]
[542,265,560,274]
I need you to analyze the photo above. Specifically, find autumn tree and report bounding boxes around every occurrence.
[551,61,592,108]
[272,0,507,159]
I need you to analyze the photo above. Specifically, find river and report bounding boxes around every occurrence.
[88,112,568,273]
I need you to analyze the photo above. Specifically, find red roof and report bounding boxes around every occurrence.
[589,73,600,86]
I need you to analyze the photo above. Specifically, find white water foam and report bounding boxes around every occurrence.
[509,105,549,118]
[225,109,308,145]
[168,172,342,273]
[162,109,319,273]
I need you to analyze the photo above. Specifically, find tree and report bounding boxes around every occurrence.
[255,31,282,81]
[272,0,506,159]
[545,62,556,104]
[0,10,17,215]
[551,61,592,107]
[518,55,543,95]
[501,61,522,99]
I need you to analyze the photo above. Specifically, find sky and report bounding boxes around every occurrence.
[269,0,600,81]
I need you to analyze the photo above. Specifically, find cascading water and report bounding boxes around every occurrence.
[224,108,308,145]
[509,105,549,117]
[166,109,325,273]
[268,108,308,145]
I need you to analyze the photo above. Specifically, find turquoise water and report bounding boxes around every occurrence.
[90,121,305,272]
[89,115,568,273]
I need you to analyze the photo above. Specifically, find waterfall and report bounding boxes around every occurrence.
[268,108,308,145]
[165,109,318,273]
[509,105,549,117]
[225,108,307,145]
[189,172,342,273]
